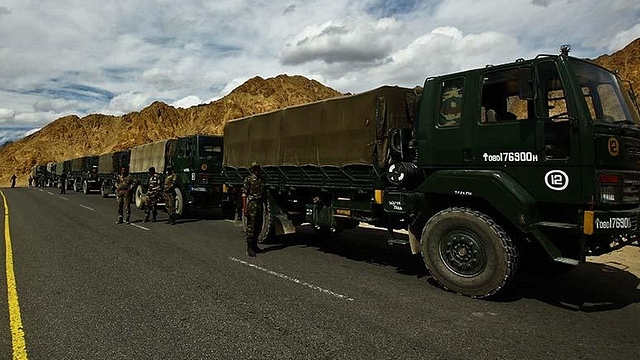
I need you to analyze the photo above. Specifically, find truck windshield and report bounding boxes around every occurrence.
[199,139,222,160]
[570,60,640,125]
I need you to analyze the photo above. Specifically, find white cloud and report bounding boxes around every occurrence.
[33,99,79,113]
[281,16,403,65]
[107,92,151,114]
[0,127,39,144]
[172,96,203,109]
[0,108,15,123]
[0,0,638,143]
[606,23,640,53]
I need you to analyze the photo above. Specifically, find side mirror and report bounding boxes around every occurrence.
[518,66,534,100]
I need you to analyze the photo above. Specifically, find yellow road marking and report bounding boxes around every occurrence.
[1,190,29,359]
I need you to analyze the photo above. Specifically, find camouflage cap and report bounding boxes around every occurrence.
[250,161,260,169]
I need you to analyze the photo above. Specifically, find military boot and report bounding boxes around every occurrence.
[170,215,176,225]
[251,239,264,254]
[247,242,256,257]
[144,214,150,223]
[414,253,428,278]
[125,216,131,224]
[115,216,124,225]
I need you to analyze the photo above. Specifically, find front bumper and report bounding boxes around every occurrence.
[582,208,640,235]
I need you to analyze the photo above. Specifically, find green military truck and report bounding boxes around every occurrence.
[30,164,47,187]
[69,156,99,194]
[54,160,72,190]
[130,135,229,217]
[44,162,57,187]
[223,52,640,298]
[97,150,131,197]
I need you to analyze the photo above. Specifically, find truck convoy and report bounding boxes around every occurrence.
[29,52,640,298]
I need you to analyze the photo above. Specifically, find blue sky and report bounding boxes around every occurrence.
[1,0,639,144]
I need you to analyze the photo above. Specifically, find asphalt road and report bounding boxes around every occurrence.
[1,187,639,359]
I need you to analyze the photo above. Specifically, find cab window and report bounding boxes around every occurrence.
[438,78,464,127]
[480,69,530,124]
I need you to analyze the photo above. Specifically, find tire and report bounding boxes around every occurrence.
[222,203,236,220]
[100,182,109,198]
[73,180,79,192]
[83,181,89,195]
[421,207,519,299]
[135,184,146,210]
[258,201,276,243]
[175,188,188,217]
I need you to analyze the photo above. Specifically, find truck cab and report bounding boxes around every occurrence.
[171,135,226,215]
[407,53,640,297]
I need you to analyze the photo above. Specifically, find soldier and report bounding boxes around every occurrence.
[10,174,17,188]
[242,162,266,257]
[59,171,67,194]
[144,167,161,222]
[163,165,177,225]
[115,166,134,224]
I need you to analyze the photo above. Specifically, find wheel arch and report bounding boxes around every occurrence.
[415,170,539,233]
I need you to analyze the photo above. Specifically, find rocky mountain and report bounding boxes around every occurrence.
[1,38,640,187]
[593,37,640,92]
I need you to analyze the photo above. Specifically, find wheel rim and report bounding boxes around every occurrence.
[135,186,143,208]
[439,229,487,277]
[175,190,183,216]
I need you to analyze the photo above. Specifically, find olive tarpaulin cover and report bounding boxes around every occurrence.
[97,153,114,174]
[223,86,416,168]
[129,139,177,174]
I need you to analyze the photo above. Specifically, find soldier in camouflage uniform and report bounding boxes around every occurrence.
[163,165,177,225]
[242,162,266,257]
[144,167,161,223]
[115,166,134,224]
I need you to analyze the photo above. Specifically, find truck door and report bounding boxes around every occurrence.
[534,60,582,203]
[423,77,469,166]
[473,67,537,172]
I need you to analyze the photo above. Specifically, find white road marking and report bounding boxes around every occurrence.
[46,191,54,195]
[229,257,354,301]
[79,204,94,211]
[130,223,150,231]
[59,196,68,201]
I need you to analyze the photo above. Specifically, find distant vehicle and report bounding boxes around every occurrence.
[97,150,131,197]
[30,164,46,187]
[129,135,229,217]
[69,156,99,194]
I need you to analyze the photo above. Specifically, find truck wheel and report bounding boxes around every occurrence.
[222,203,236,220]
[175,188,188,217]
[258,201,276,243]
[83,181,89,195]
[73,180,79,192]
[135,184,146,210]
[421,207,519,299]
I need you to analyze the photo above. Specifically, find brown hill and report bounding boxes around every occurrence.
[593,37,640,91]
[0,75,343,186]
